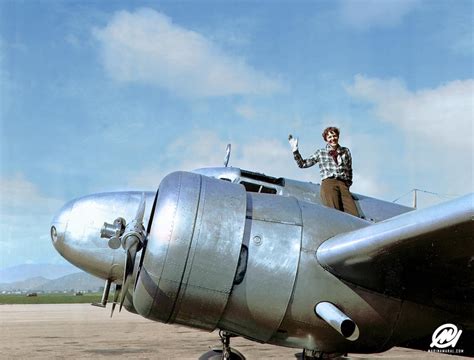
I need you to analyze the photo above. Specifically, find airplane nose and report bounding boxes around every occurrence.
[50,199,75,256]
[49,194,122,280]
[50,191,155,281]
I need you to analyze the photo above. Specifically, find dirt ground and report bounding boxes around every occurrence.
[0,304,469,360]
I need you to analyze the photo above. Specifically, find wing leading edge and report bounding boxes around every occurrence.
[317,193,473,317]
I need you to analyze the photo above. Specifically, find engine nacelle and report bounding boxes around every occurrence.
[133,171,247,330]
[133,171,396,352]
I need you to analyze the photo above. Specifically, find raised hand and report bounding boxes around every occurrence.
[288,134,299,152]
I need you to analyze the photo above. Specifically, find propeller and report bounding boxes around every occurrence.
[119,194,146,311]
[100,193,147,315]
[110,283,121,317]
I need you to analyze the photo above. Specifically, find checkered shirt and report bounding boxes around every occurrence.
[293,145,353,186]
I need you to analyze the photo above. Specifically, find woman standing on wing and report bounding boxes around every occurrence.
[289,126,359,217]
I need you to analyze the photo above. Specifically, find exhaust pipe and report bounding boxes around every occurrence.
[315,302,359,341]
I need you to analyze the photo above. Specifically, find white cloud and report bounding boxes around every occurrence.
[346,75,473,149]
[127,130,229,188]
[0,175,65,267]
[0,174,63,214]
[339,0,419,30]
[169,130,231,170]
[235,139,314,182]
[127,129,315,189]
[125,124,469,210]
[126,126,403,202]
[345,75,473,200]
[93,8,283,97]
[127,80,473,206]
[353,171,390,199]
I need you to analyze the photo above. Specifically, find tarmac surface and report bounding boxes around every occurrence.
[0,304,469,360]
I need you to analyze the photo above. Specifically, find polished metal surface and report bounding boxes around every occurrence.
[317,193,473,268]
[219,193,302,342]
[133,171,246,330]
[193,167,242,183]
[193,167,412,222]
[269,201,401,353]
[316,193,474,313]
[315,302,359,341]
[51,191,155,281]
[50,166,473,357]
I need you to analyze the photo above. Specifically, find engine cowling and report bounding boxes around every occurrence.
[133,171,247,330]
[133,171,395,352]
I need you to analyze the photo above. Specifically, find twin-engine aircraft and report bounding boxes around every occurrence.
[50,149,473,359]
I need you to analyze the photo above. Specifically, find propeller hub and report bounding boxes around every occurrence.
[100,217,126,250]
[99,193,148,314]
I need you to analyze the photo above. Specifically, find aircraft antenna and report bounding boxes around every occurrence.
[393,188,460,209]
[224,144,231,167]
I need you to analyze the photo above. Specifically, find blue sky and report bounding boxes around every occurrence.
[1,0,472,269]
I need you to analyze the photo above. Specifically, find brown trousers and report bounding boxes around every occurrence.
[320,178,359,217]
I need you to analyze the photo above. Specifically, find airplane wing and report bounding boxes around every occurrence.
[317,193,473,316]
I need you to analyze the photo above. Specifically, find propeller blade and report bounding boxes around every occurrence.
[114,194,146,313]
[135,193,146,224]
[110,283,122,318]
[119,241,138,312]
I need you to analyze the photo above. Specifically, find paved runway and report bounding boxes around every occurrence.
[0,304,469,359]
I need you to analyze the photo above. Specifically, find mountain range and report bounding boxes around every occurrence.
[0,263,80,283]
[0,263,105,292]
[0,272,105,293]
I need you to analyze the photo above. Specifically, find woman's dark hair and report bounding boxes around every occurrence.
[322,126,340,141]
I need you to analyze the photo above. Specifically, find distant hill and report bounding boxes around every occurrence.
[0,263,80,283]
[0,272,105,293]
[34,272,105,292]
[0,276,51,291]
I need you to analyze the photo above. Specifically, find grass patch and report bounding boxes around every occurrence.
[0,292,103,304]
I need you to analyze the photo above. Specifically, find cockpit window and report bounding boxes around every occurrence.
[240,181,277,194]
[240,170,285,186]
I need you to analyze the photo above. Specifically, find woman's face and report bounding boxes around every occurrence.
[326,131,339,148]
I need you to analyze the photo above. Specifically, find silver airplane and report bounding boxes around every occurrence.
[50,149,473,359]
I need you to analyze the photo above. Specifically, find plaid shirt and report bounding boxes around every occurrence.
[293,145,353,186]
